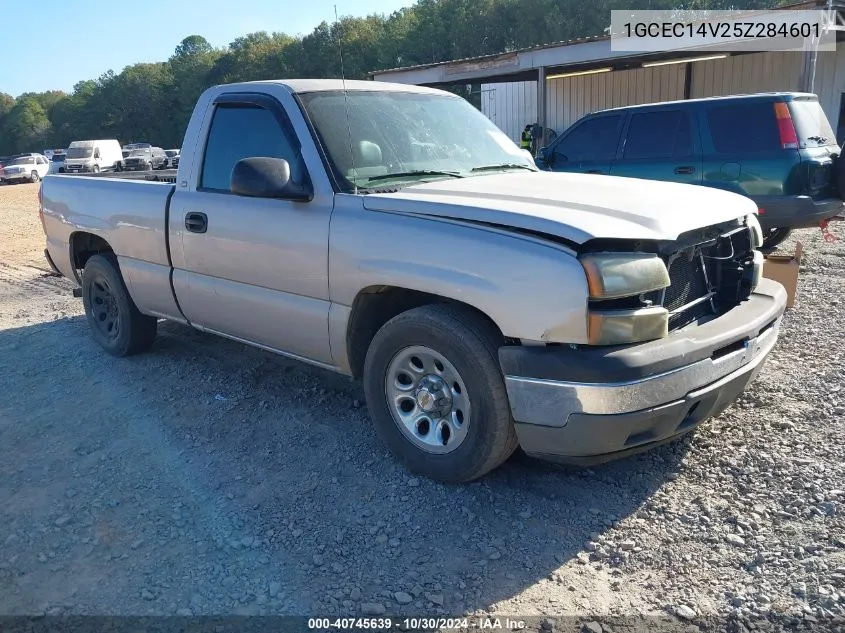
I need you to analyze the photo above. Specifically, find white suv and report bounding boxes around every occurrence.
[0,153,50,184]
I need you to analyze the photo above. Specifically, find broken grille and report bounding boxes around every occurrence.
[643,225,754,331]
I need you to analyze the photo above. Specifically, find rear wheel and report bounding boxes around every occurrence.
[761,227,792,250]
[81,255,157,356]
[363,304,518,483]
[835,147,845,199]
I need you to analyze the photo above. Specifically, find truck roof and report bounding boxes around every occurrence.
[218,79,446,96]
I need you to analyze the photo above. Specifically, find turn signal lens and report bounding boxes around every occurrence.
[746,214,764,249]
[751,250,764,291]
[587,307,669,346]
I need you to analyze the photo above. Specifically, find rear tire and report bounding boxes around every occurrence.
[363,304,518,483]
[81,254,157,356]
[761,227,792,250]
[835,147,845,199]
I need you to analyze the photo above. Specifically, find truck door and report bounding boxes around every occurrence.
[611,108,702,185]
[169,91,335,365]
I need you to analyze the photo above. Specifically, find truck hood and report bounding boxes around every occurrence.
[361,172,758,244]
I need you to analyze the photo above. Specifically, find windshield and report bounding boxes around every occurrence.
[165,150,179,157]
[129,149,150,157]
[51,154,66,162]
[66,147,93,159]
[11,156,35,165]
[790,99,838,147]
[299,90,536,190]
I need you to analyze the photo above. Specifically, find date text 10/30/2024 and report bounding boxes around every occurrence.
[308,618,528,630]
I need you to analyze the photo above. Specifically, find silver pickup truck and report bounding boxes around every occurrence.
[39,79,787,483]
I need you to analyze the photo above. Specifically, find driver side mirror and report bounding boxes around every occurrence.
[536,146,556,166]
[230,157,312,201]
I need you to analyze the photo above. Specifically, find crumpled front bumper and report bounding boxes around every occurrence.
[500,278,787,464]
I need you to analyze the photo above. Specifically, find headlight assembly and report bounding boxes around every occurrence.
[579,252,671,345]
[580,253,670,300]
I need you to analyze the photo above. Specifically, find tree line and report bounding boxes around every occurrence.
[0,0,782,155]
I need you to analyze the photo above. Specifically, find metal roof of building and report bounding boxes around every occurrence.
[369,0,840,85]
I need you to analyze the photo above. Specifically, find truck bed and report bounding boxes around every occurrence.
[41,173,176,279]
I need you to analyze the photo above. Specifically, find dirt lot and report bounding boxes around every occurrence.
[1,182,844,628]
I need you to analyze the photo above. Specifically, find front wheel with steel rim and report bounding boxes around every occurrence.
[30,171,39,183]
[363,304,518,483]
[82,254,157,356]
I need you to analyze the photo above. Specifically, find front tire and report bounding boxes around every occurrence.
[762,227,792,250]
[363,304,518,483]
[92,164,100,174]
[30,171,39,183]
[81,254,157,356]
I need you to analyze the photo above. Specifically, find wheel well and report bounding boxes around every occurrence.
[346,286,507,380]
[70,232,113,280]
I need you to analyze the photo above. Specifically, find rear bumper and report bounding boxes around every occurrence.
[754,195,844,230]
[501,279,786,463]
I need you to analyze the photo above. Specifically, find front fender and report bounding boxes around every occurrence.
[329,197,590,345]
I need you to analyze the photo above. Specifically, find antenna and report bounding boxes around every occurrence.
[334,4,358,194]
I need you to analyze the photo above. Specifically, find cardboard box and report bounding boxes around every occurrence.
[762,241,802,308]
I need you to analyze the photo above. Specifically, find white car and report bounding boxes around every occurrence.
[0,153,50,184]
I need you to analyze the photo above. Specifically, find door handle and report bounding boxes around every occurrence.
[185,212,208,234]
[674,166,696,174]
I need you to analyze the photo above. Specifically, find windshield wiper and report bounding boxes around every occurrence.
[364,170,464,183]
[471,163,537,173]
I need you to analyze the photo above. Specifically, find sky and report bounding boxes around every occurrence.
[0,0,413,98]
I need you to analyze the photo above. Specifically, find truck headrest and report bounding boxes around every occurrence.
[354,140,383,167]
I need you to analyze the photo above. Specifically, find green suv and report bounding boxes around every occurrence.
[536,93,844,249]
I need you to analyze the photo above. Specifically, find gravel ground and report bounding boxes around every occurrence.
[0,182,843,630]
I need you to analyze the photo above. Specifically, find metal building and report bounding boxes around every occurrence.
[371,0,845,145]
